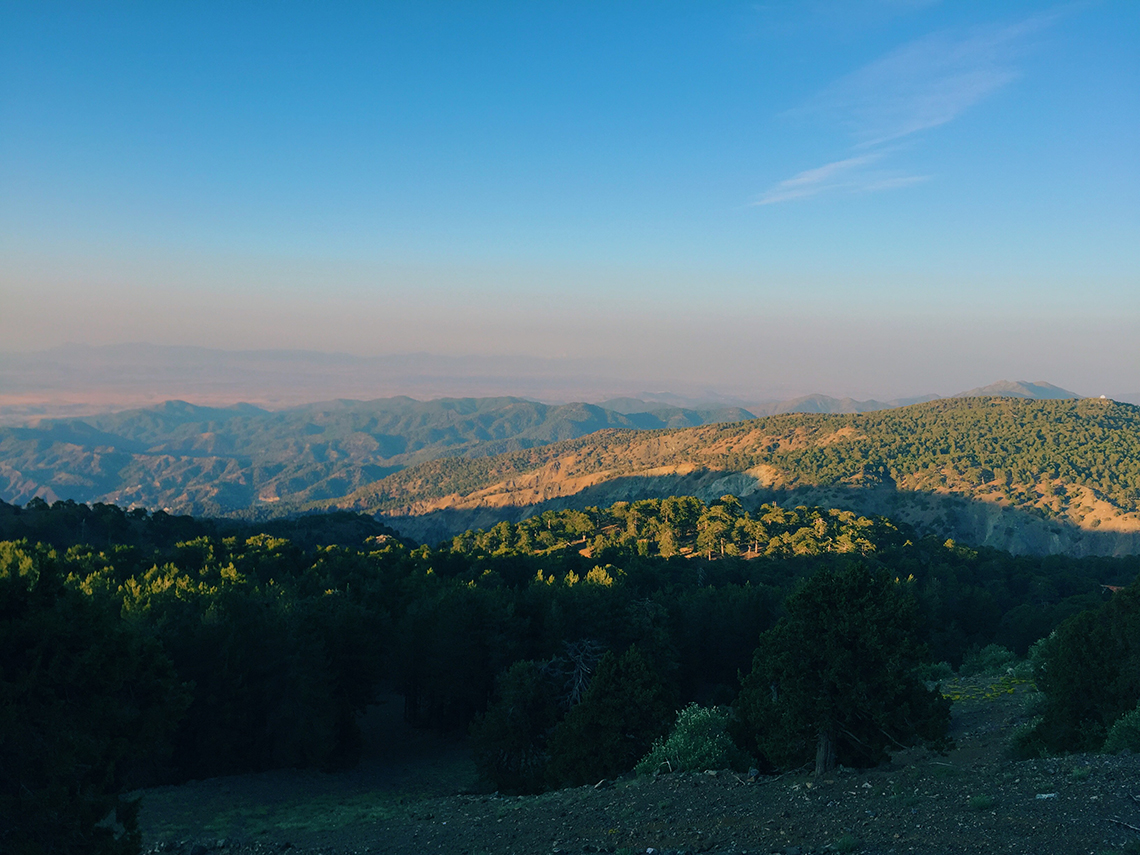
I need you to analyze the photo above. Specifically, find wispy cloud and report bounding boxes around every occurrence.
[756,152,885,204]
[756,11,1056,204]
[756,154,932,205]
[808,15,1050,146]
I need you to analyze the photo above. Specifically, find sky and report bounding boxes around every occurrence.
[2,0,1138,401]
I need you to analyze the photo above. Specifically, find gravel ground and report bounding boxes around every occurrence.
[141,678,1140,855]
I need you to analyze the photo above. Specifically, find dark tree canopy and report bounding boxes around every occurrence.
[736,564,951,775]
[1,495,1135,850]
[469,660,563,795]
[545,646,675,788]
[1025,579,1140,754]
[0,542,189,855]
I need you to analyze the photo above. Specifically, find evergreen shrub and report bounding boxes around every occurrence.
[636,703,744,774]
[1103,703,1140,754]
[959,644,1018,677]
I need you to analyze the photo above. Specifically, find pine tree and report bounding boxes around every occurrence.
[736,564,951,775]
[545,646,674,787]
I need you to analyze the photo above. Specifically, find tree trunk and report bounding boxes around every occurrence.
[815,729,836,776]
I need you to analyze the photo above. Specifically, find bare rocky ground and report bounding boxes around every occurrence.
[139,676,1140,855]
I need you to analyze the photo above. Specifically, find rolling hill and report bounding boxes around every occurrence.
[0,382,1110,555]
[324,397,1140,556]
[0,396,754,514]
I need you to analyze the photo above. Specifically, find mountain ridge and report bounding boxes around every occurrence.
[0,386,1119,557]
[0,395,754,513]
[323,397,1140,556]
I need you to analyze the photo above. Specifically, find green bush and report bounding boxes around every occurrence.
[636,703,744,775]
[959,644,1018,677]
[1026,636,1050,674]
[1028,584,1140,754]
[1009,715,1049,759]
[913,660,954,681]
[1103,703,1140,754]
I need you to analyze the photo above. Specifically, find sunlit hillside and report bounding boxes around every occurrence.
[326,397,1140,555]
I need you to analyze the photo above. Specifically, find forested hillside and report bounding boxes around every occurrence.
[5,496,1140,853]
[6,396,1139,558]
[330,398,1140,555]
[0,397,752,515]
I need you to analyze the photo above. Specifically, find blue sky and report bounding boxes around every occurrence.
[2,1,1138,399]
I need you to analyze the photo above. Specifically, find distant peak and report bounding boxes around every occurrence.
[952,380,1081,400]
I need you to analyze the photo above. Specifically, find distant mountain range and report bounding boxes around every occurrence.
[0,343,654,418]
[742,381,1081,416]
[603,380,1081,419]
[1,341,1108,421]
[0,396,755,513]
[0,379,1125,554]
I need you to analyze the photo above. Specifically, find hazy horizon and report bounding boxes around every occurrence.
[4,341,1138,422]
[3,2,1138,400]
